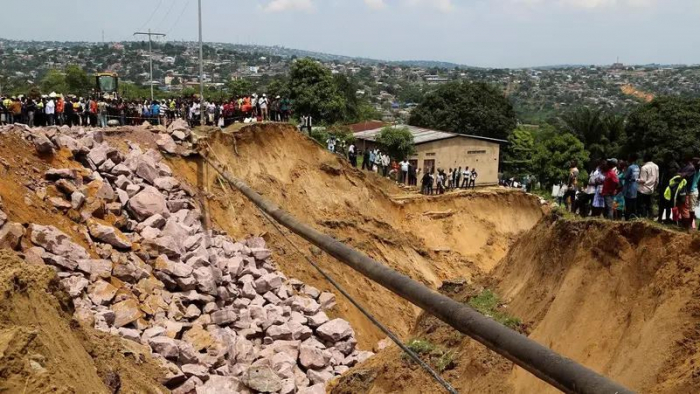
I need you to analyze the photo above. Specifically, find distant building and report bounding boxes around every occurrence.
[353,125,505,185]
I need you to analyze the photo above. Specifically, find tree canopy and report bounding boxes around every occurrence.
[623,96,700,164]
[531,126,589,187]
[376,126,415,161]
[502,127,536,177]
[41,69,68,94]
[408,81,517,140]
[288,59,347,124]
[65,65,92,95]
[559,107,625,168]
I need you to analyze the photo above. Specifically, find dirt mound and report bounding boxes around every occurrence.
[496,219,700,394]
[0,250,165,394]
[165,124,544,348]
[333,217,700,393]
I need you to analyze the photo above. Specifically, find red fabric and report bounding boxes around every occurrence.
[602,170,619,196]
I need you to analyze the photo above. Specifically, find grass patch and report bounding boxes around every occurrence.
[406,339,438,354]
[468,289,522,330]
[404,339,457,373]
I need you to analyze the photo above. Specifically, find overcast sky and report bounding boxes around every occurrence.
[2,0,699,68]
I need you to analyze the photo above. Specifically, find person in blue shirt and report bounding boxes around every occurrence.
[151,102,160,124]
[622,153,641,220]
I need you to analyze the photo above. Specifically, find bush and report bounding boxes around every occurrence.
[376,126,415,161]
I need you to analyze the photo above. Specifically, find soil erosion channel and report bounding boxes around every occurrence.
[183,125,700,394]
[168,124,544,350]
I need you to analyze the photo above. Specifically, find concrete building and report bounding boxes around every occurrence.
[353,125,505,185]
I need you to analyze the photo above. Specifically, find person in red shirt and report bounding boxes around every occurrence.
[601,159,620,219]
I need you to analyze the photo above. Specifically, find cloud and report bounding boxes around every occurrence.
[263,0,314,12]
[507,0,656,8]
[405,0,453,12]
[364,0,387,10]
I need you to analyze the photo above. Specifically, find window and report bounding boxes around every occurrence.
[468,150,487,154]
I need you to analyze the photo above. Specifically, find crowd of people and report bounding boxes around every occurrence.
[0,93,293,129]
[557,154,700,229]
[420,167,478,195]
[330,141,479,194]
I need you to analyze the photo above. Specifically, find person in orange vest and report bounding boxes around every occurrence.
[242,96,251,116]
[56,96,65,125]
[89,98,98,126]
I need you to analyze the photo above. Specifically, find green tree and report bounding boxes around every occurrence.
[41,70,68,94]
[409,81,517,140]
[226,79,252,97]
[502,127,535,177]
[560,107,625,167]
[65,65,92,95]
[532,126,589,188]
[624,96,700,164]
[376,126,416,161]
[288,58,346,124]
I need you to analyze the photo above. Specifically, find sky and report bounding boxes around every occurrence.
[2,0,700,68]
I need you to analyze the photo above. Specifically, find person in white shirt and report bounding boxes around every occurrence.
[259,94,269,120]
[45,99,55,126]
[462,167,471,188]
[400,160,409,184]
[637,153,659,218]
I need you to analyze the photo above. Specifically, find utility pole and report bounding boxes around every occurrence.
[198,0,205,125]
[134,29,166,101]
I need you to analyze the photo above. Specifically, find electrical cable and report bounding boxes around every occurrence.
[155,0,180,31]
[165,0,193,37]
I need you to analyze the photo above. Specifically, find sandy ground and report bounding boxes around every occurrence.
[0,250,166,394]
[332,217,700,394]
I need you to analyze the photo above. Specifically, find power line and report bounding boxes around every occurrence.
[115,0,165,44]
[137,0,165,32]
[133,29,167,100]
[155,0,180,31]
[165,0,192,37]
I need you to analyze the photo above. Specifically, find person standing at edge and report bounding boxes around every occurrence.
[565,160,579,212]
[637,153,659,219]
[602,159,620,220]
[623,153,641,220]
[678,156,697,229]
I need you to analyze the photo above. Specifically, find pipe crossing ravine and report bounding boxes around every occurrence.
[200,152,635,394]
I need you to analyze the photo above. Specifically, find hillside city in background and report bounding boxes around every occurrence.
[1,38,697,125]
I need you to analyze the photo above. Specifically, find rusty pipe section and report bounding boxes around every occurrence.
[202,153,634,394]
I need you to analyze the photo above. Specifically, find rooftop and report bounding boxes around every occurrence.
[353,125,507,145]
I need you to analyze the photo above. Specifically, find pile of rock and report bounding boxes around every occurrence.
[155,119,197,156]
[0,124,373,394]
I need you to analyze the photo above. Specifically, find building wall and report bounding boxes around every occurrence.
[410,137,501,185]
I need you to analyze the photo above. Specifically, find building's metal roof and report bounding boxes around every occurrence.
[353,125,507,145]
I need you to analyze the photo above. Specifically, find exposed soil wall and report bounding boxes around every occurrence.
[166,125,543,349]
[333,217,700,393]
[0,250,165,394]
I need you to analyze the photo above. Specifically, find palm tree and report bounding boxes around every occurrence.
[560,107,625,168]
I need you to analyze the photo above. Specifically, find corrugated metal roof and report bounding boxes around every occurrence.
[353,125,507,145]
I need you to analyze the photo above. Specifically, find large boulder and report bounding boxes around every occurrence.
[87,220,132,249]
[0,222,25,250]
[156,134,178,155]
[34,133,55,154]
[111,299,144,328]
[88,143,119,167]
[316,319,354,343]
[128,186,168,221]
[29,224,90,260]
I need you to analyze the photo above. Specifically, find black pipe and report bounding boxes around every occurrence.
[202,154,635,394]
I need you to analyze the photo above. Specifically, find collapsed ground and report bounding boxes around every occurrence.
[0,122,698,394]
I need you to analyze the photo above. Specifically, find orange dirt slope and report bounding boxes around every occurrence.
[333,217,700,393]
[164,124,544,349]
